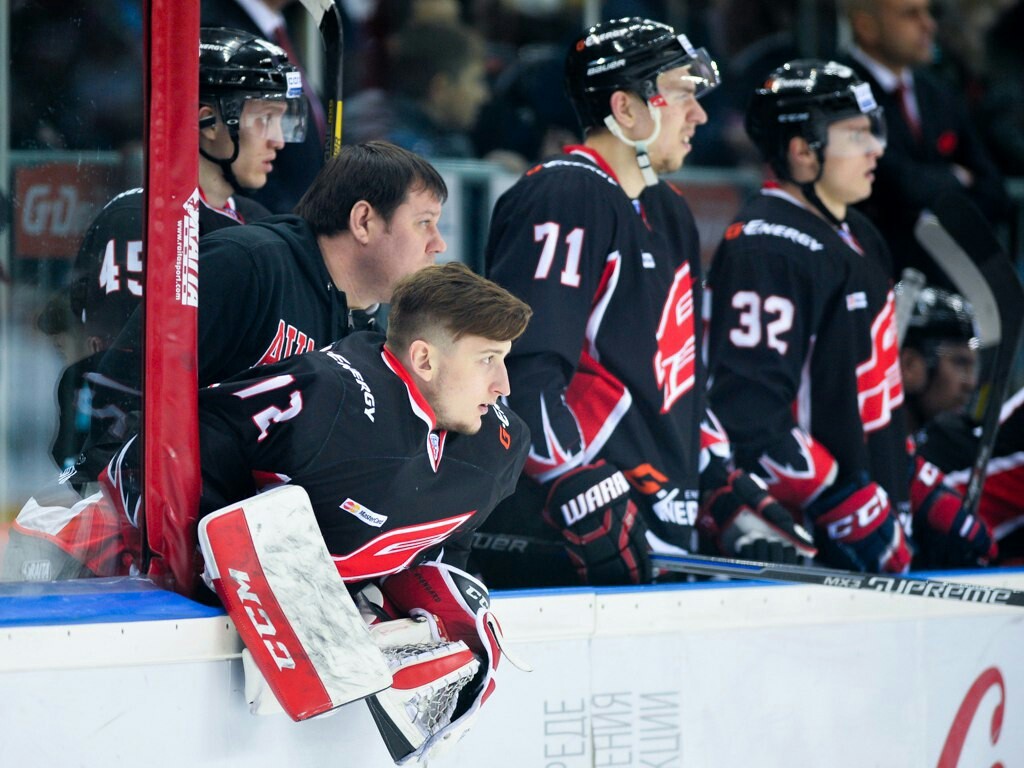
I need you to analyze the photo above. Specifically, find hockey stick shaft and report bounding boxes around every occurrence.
[651,553,1024,607]
[474,531,1024,607]
[296,0,345,157]
[475,530,1024,607]
[894,267,926,347]
[914,192,1024,518]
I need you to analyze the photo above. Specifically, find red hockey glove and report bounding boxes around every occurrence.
[698,462,817,564]
[910,457,997,568]
[807,481,911,573]
[543,462,651,585]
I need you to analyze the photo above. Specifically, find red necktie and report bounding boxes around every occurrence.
[273,25,327,144]
[895,82,922,143]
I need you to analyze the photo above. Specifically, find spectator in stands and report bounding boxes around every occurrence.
[10,1,144,151]
[201,0,330,213]
[471,42,581,165]
[357,0,462,91]
[978,0,1024,175]
[346,20,490,161]
[839,0,1010,286]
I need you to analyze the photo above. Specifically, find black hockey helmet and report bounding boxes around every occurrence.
[564,17,719,131]
[746,59,885,180]
[904,286,979,353]
[199,26,307,144]
[68,189,145,342]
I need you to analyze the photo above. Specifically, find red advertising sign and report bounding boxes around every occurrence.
[13,162,119,259]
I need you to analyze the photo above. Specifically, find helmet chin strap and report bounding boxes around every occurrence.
[604,102,663,188]
[199,123,245,193]
[798,148,844,228]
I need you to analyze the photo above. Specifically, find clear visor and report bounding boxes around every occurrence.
[652,48,720,107]
[824,111,887,157]
[239,96,307,143]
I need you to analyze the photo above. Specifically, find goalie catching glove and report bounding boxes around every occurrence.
[697,458,817,564]
[360,562,529,764]
[542,462,650,585]
[910,457,996,568]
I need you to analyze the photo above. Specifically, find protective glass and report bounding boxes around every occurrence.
[652,47,720,107]
[825,112,887,157]
[239,96,307,143]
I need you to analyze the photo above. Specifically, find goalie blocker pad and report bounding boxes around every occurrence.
[198,485,392,720]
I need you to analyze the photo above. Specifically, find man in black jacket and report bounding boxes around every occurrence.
[840,0,1009,286]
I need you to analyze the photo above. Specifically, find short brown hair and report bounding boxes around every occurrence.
[294,141,447,236]
[386,262,532,351]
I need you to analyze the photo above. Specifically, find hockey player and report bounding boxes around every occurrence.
[898,285,999,566]
[71,27,307,351]
[6,262,530,583]
[900,286,980,435]
[53,27,306,472]
[475,18,814,588]
[705,60,992,572]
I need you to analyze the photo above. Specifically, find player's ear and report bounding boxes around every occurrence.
[787,135,817,181]
[408,338,436,382]
[349,200,374,245]
[199,105,219,139]
[608,90,639,128]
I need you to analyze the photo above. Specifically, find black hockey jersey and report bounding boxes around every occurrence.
[69,187,270,341]
[485,146,705,549]
[198,331,530,580]
[61,187,271,476]
[706,186,910,515]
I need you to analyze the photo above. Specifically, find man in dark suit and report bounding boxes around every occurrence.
[841,0,1010,286]
[201,0,329,213]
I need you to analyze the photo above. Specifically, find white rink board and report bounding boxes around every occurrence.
[2,571,1023,767]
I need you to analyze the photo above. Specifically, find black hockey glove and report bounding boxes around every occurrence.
[910,457,997,568]
[543,462,650,586]
[698,459,817,564]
